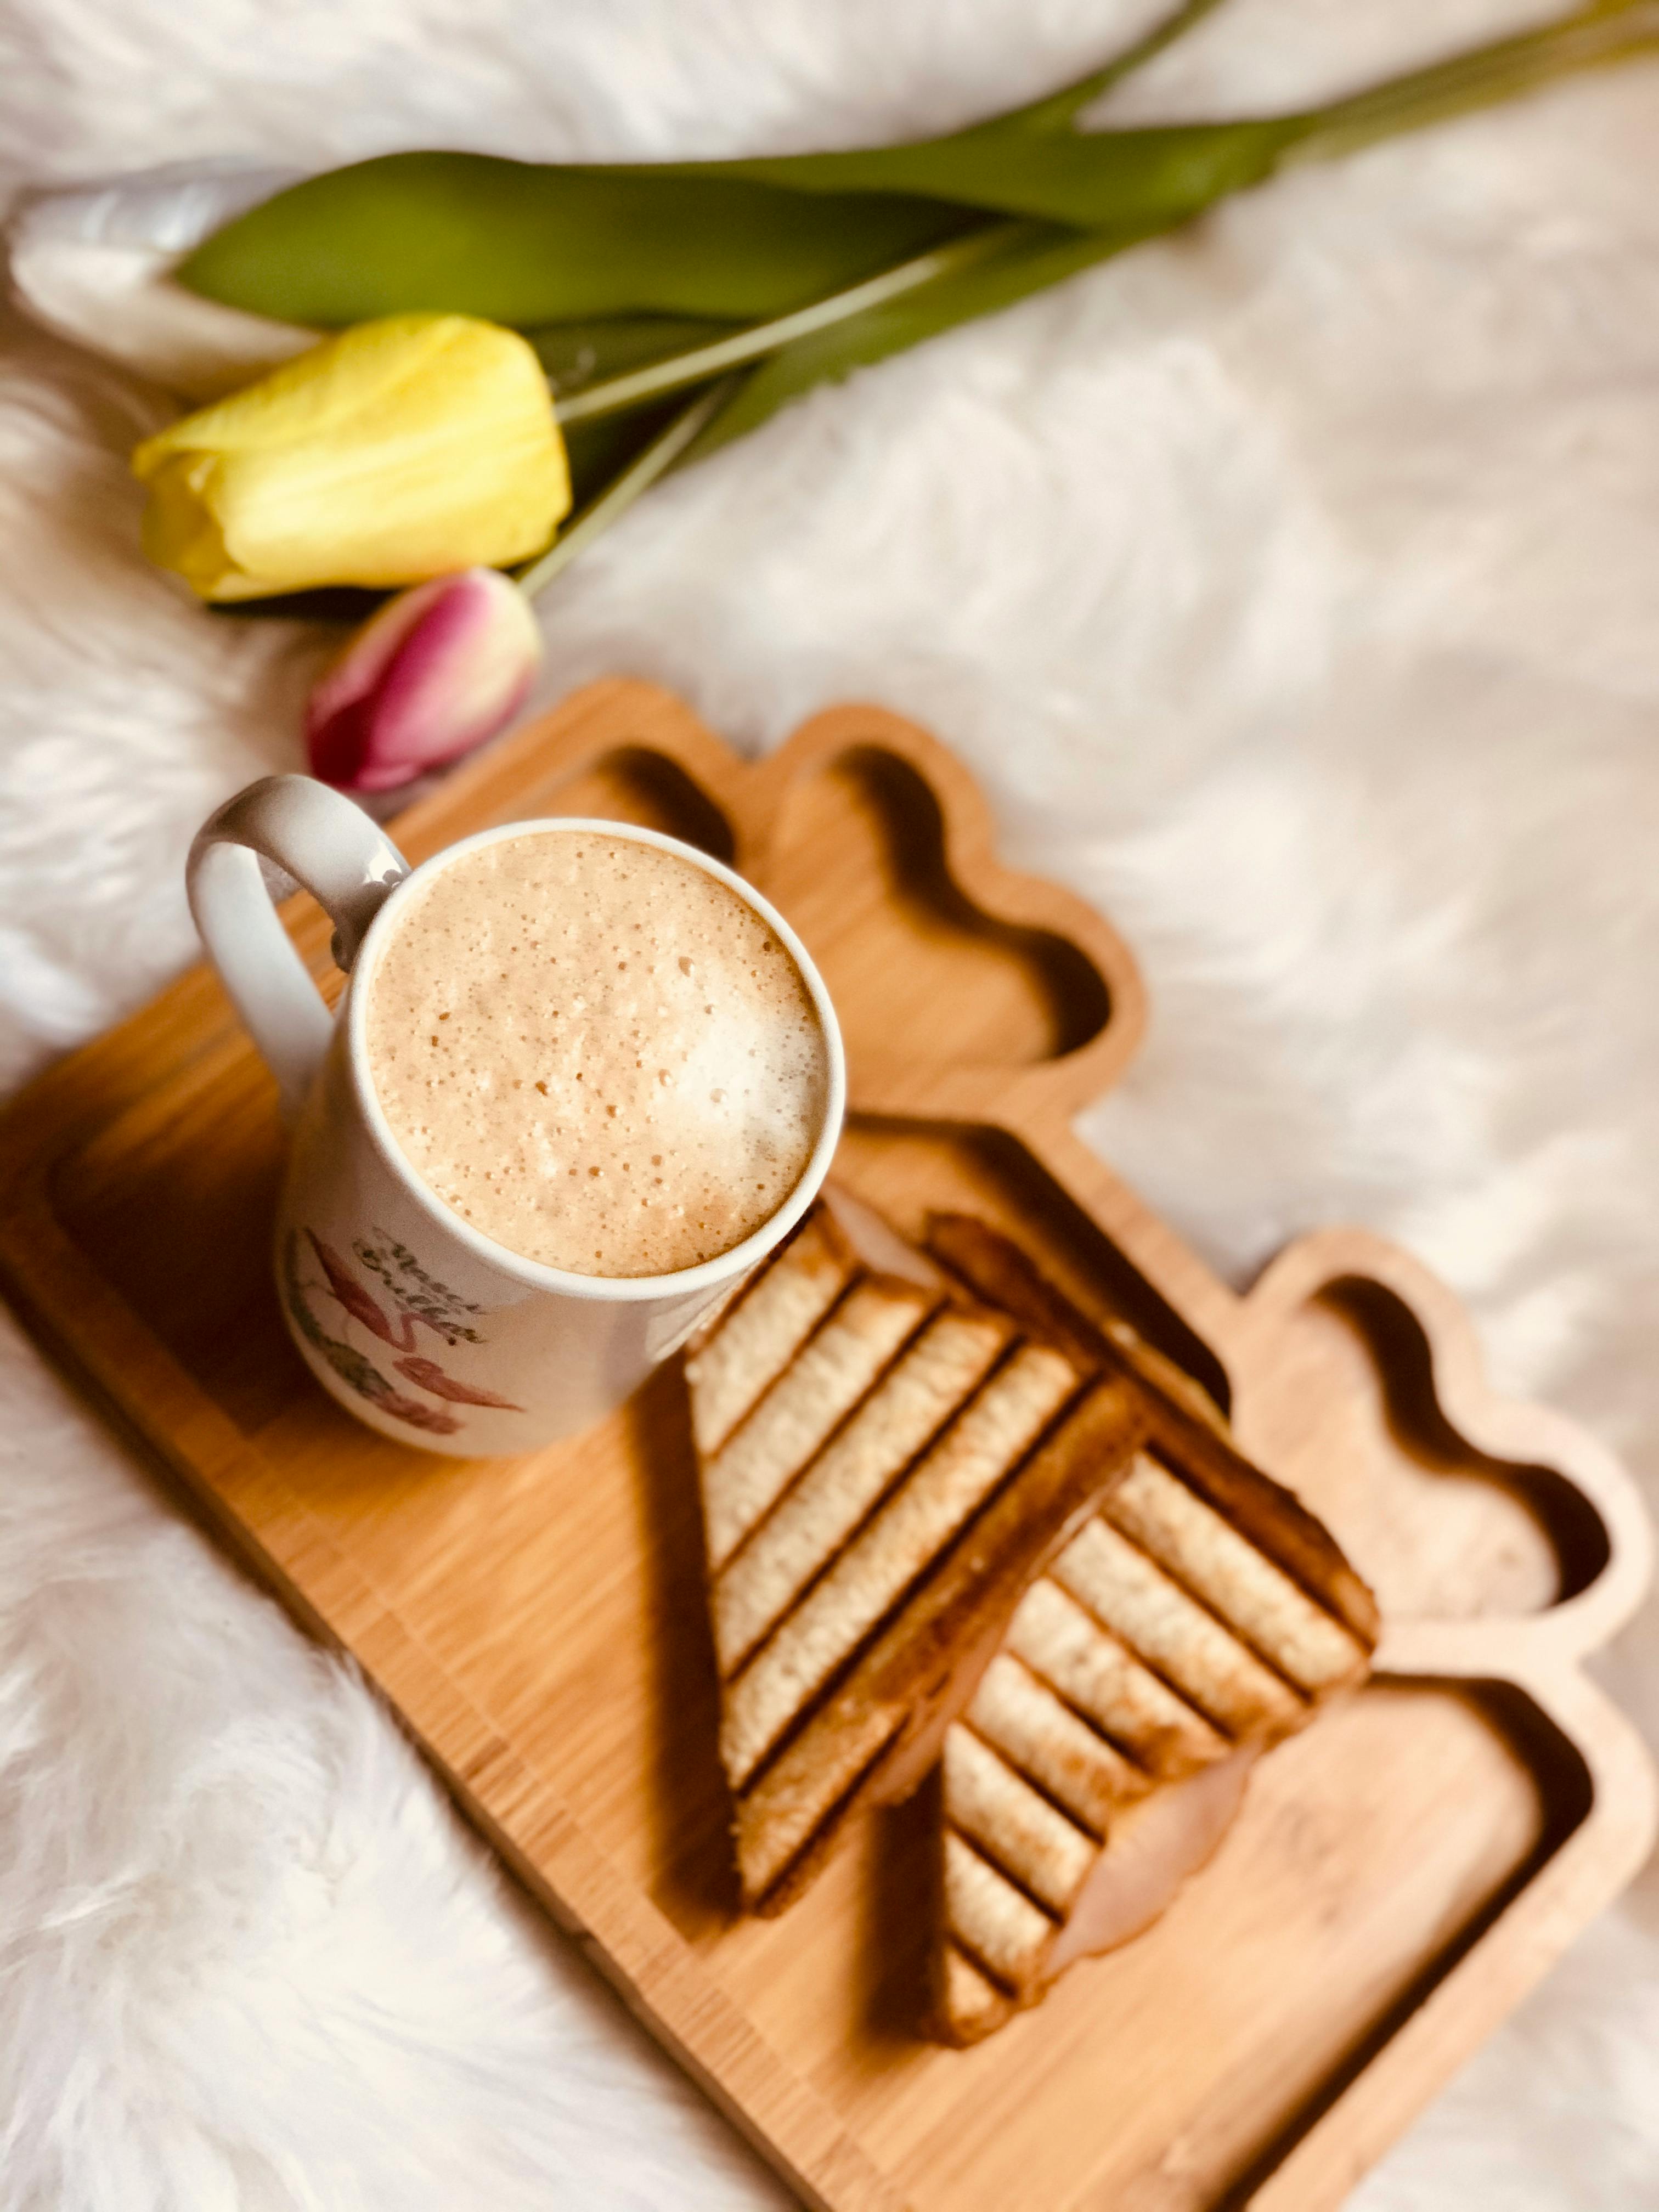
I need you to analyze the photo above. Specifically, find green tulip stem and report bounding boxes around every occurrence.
[1286,0,1659,166]
[515,376,738,599]
[551,218,1036,425]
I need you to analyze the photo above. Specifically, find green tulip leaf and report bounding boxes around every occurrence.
[174,0,1228,327]
[182,0,1656,330]
[178,111,1292,334]
[178,154,979,326]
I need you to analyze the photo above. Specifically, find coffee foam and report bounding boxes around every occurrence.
[364,830,830,1277]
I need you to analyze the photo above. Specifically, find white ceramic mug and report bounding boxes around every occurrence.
[187,775,845,1457]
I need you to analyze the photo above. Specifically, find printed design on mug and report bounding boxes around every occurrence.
[282,1227,524,1436]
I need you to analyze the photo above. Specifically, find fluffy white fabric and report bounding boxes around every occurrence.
[2,1,1657,2205]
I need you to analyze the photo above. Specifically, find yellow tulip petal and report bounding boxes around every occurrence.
[133,314,572,599]
[132,314,456,467]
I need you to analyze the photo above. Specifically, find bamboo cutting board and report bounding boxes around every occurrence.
[1,679,1654,2212]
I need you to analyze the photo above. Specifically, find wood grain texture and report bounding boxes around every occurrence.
[0,678,1652,2212]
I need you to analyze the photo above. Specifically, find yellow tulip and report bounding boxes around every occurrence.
[131,313,571,601]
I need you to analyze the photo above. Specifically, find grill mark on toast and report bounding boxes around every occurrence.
[712,1305,1015,1674]
[944,1830,1055,1991]
[1005,1576,1229,1779]
[701,1274,940,1571]
[720,1342,1083,1787]
[1048,1517,1307,1740]
[685,1211,854,1458]
[1102,1452,1368,1693]
[965,1652,1146,1839]
[943,1725,1097,1915]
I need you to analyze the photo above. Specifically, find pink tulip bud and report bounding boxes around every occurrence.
[305,566,543,793]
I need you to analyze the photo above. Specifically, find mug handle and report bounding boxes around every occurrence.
[187,775,411,1121]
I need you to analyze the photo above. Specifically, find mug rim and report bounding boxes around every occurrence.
[343,816,847,1304]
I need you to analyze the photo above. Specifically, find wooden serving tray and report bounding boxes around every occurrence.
[2,680,1654,2212]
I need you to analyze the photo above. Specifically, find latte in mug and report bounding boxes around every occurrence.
[364,827,831,1278]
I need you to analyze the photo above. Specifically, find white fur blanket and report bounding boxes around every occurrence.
[3,2,1658,2205]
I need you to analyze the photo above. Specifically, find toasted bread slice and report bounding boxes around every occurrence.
[920,1219,1376,2045]
[684,1186,1151,1913]
[681,1186,1159,1911]
[933,1453,1366,2042]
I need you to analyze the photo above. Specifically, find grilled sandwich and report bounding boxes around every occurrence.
[681,1191,1376,2050]
[685,1186,1150,1914]
[923,1215,1378,2044]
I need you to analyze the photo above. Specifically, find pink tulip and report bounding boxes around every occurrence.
[305,566,543,793]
